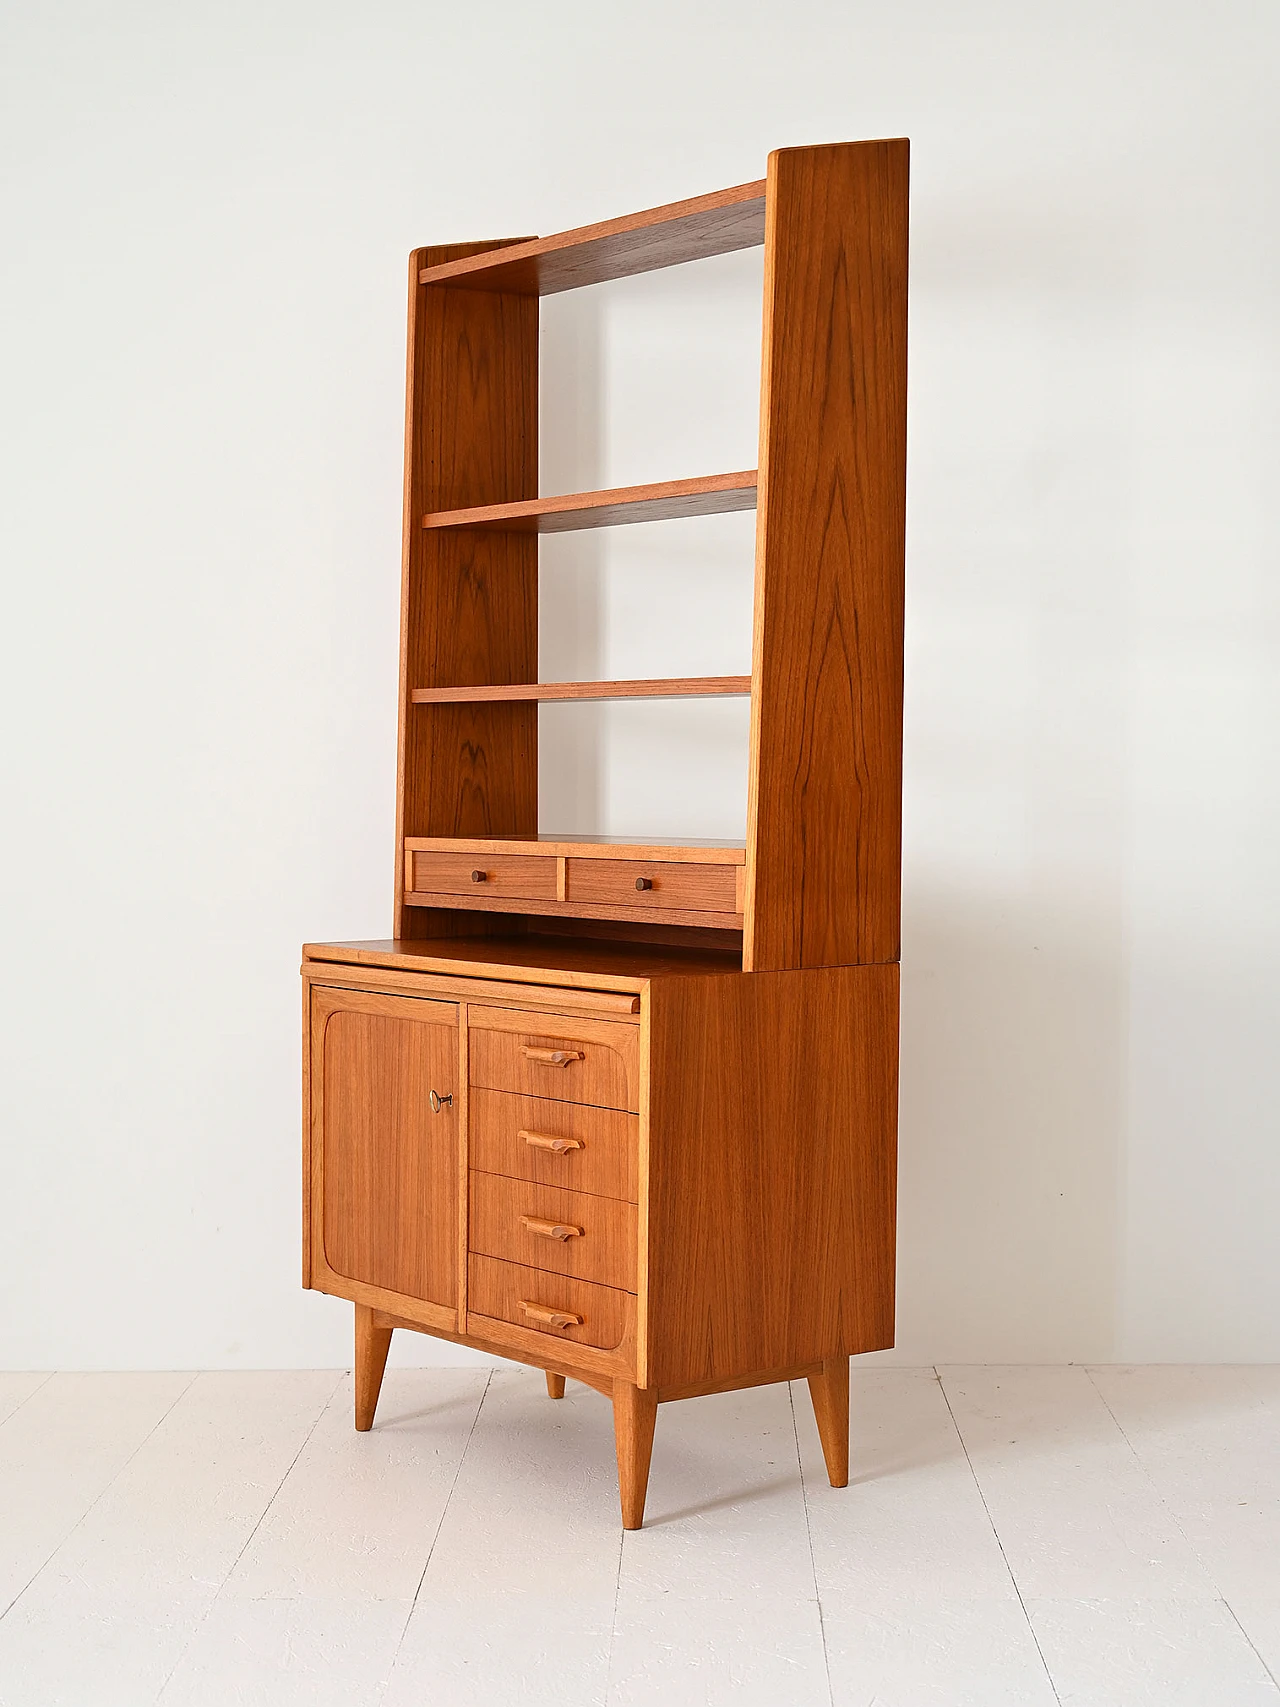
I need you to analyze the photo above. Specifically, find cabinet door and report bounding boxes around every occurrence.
[312,987,459,1308]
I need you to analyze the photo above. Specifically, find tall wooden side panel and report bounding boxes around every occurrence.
[643,965,898,1390]
[744,141,909,972]
[395,241,540,939]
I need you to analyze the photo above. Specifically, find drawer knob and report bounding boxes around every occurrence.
[471,869,486,883]
[519,1300,583,1331]
[635,876,653,891]
[521,1046,584,1068]
[520,1129,584,1155]
[521,1215,583,1242]
[428,1089,453,1113]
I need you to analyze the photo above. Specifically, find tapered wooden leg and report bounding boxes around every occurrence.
[354,1304,392,1432]
[612,1380,658,1530]
[807,1355,850,1487]
[545,1371,566,1400]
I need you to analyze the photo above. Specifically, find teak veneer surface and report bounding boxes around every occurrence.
[403,889,744,933]
[417,180,766,294]
[744,140,908,972]
[303,937,744,989]
[644,963,899,1389]
[411,677,751,705]
[422,471,757,533]
[403,835,745,862]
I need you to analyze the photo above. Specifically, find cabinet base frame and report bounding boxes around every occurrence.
[354,1305,852,1529]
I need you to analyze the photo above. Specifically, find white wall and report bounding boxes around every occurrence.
[2,0,1277,1370]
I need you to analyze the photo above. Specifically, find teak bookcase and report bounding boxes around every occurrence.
[303,139,908,1529]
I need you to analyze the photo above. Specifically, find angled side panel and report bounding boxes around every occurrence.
[644,964,899,1389]
[394,242,540,939]
[744,142,909,971]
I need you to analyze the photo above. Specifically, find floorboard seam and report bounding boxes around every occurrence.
[0,1370,199,1625]
[1222,1598,1280,1693]
[380,1366,494,1697]
[936,1366,1064,1706]
[0,1372,55,1434]
[789,1380,836,1707]
[1084,1367,1280,1691]
[150,1368,344,1705]
[602,1506,626,1706]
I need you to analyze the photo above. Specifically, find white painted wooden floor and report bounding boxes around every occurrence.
[1,1366,1278,1705]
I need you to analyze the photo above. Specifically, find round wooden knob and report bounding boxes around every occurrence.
[635,877,653,891]
[471,869,486,883]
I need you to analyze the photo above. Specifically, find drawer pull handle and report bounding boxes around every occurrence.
[521,1047,584,1067]
[428,1089,453,1113]
[520,1129,584,1155]
[519,1300,583,1331]
[635,876,653,891]
[471,869,486,883]
[521,1215,583,1242]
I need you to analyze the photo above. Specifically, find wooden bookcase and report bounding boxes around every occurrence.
[303,139,908,1528]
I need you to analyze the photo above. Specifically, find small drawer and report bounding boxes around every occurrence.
[409,849,557,901]
[468,1254,633,1355]
[564,857,739,914]
[469,1171,637,1290]
[470,1088,639,1202]
[469,1013,638,1112]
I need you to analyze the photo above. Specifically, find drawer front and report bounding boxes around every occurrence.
[469,1013,638,1112]
[410,850,557,901]
[470,1088,639,1202]
[468,1254,632,1354]
[564,856,739,914]
[469,1171,637,1290]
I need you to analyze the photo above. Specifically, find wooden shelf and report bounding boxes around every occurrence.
[410,677,751,706]
[417,180,766,296]
[403,889,743,932]
[404,835,745,864]
[422,472,757,535]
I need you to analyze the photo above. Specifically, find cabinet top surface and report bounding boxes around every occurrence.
[303,937,743,993]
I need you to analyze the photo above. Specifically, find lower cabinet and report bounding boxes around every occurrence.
[303,957,897,1529]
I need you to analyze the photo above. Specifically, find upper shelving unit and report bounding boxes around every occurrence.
[422,471,758,535]
[417,180,767,295]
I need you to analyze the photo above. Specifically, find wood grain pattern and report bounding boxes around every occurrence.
[410,850,558,900]
[808,1354,850,1487]
[468,1008,640,1112]
[467,1254,634,1358]
[410,676,751,705]
[612,1381,658,1530]
[371,1301,630,1388]
[470,1088,639,1201]
[304,959,639,1016]
[314,987,459,1307]
[545,1371,567,1399]
[303,937,742,990]
[469,1171,638,1289]
[354,1304,392,1431]
[417,181,765,294]
[643,963,899,1389]
[744,140,909,971]
[422,471,757,533]
[564,858,738,914]
[405,836,745,863]
[395,239,539,941]
[403,889,744,933]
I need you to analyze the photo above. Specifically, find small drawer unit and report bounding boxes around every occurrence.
[467,1254,634,1355]
[409,849,557,901]
[565,857,739,914]
[469,1088,639,1202]
[469,1172,638,1290]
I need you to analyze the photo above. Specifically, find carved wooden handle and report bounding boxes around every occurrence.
[521,1215,582,1242]
[519,1300,583,1331]
[521,1047,584,1067]
[519,1129,584,1155]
